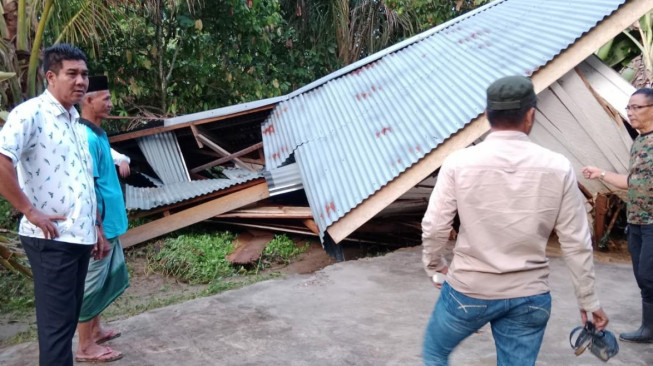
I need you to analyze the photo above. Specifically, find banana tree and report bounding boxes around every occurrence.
[622,11,652,87]
[596,11,653,87]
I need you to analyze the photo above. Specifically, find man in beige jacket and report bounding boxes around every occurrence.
[421,75,608,366]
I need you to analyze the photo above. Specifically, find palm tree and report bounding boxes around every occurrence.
[0,0,202,117]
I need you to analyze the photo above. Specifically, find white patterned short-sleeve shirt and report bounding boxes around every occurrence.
[0,90,97,244]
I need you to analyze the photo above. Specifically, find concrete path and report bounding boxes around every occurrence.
[1,247,652,365]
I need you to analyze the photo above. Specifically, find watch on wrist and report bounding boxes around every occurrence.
[600,171,606,180]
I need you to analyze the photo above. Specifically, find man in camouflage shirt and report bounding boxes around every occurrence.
[583,88,653,343]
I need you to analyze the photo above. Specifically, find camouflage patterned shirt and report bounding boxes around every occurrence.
[628,131,653,224]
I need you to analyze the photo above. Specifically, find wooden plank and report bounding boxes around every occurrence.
[216,205,313,219]
[190,142,264,173]
[326,0,649,244]
[196,134,253,171]
[121,183,270,248]
[189,124,204,149]
[211,220,317,237]
[226,231,275,264]
[108,105,274,143]
[238,157,265,165]
[302,219,320,234]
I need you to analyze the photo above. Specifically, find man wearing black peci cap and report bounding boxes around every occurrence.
[74,75,129,363]
[421,75,609,365]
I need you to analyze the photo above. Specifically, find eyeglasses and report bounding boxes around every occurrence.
[625,104,653,112]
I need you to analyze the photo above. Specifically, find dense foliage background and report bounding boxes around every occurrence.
[0,0,491,130]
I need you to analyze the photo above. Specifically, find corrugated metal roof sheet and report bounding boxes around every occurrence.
[163,96,284,127]
[125,168,262,210]
[261,0,628,238]
[138,132,190,184]
[263,163,303,196]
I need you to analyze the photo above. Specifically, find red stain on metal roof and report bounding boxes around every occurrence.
[471,33,478,39]
[262,124,275,135]
[525,70,532,76]
[397,158,402,165]
[416,145,422,152]
[283,107,288,112]
[356,94,361,101]
[362,92,368,99]
[371,86,377,92]
[458,39,464,44]
[325,201,336,216]
[409,147,414,154]
[376,126,392,137]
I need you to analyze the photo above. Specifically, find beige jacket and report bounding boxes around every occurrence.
[422,131,600,311]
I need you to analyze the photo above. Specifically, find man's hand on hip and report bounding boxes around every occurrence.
[25,207,65,239]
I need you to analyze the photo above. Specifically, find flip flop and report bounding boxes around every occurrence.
[96,330,121,344]
[75,346,123,363]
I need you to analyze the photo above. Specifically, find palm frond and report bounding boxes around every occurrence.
[47,0,114,57]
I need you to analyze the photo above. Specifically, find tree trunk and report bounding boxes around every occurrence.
[27,0,54,97]
[16,0,26,51]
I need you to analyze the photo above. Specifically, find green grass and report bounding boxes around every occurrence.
[0,269,34,316]
[146,231,238,284]
[262,234,310,265]
[0,197,20,230]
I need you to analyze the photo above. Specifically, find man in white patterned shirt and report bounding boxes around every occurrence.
[0,44,108,366]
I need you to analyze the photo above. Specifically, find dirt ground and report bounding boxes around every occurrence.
[0,234,631,346]
[0,237,337,345]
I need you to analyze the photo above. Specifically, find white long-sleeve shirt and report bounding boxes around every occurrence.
[422,130,600,311]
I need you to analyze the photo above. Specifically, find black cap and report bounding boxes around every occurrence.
[487,76,536,110]
[87,75,108,93]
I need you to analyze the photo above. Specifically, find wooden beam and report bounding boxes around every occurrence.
[238,157,265,165]
[302,219,320,235]
[121,183,270,248]
[211,220,317,237]
[191,142,264,173]
[108,105,274,143]
[196,134,253,171]
[189,124,203,148]
[326,0,650,244]
[216,205,313,219]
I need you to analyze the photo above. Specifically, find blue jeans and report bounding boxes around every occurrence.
[423,282,551,366]
[627,224,653,302]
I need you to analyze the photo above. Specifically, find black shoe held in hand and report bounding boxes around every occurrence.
[570,321,619,362]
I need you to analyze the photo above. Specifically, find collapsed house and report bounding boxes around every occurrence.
[109,0,651,260]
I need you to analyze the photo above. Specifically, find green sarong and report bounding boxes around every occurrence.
[79,237,129,322]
